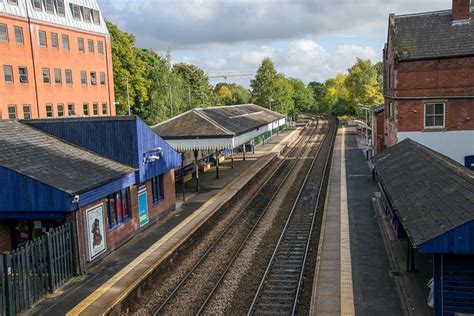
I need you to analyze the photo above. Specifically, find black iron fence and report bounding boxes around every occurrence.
[1,222,76,315]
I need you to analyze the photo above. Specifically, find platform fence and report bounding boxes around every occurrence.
[1,222,76,315]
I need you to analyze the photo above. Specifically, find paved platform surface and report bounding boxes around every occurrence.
[311,127,403,315]
[28,127,302,316]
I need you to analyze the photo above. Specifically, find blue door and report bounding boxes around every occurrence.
[465,156,474,171]
[138,191,149,227]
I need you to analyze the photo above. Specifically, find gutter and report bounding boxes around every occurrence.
[384,95,474,100]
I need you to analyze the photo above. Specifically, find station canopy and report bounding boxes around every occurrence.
[152,104,286,151]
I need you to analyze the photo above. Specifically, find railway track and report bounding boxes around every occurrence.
[151,115,326,315]
[247,117,337,315]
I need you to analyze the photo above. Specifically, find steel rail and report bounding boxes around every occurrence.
[153,115,321,316]
[247,117,337,316]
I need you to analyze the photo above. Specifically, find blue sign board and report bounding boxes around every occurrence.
[138,190,149,227]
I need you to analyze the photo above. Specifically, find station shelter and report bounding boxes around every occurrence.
[152,104,286,191]
[0,117,181,271]
[373,139,474,316]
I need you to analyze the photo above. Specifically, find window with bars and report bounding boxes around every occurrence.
[62,34,69,50]
[51,32,59,48]
[57,104,64,117]
[42,68,50,84]
[46,104,53,117]
[424,103,445,129]
[107,188,132,229]
[7,105,16,119]
[19,67,28,83]
[3,65,13,83]
[39,30,47,47]
[65,69,72,84]
[54,68,62,84]
[14,26,23,44]
[23,105,31,119]
[78,37,84,52]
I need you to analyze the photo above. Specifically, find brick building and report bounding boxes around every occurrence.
[383,0,474,166]
[372,105,385,155]
[0,117,181,270]
[0,0,115,119]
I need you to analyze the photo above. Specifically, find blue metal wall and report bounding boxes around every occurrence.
[420,221,474,254]
[434,254,474,316]
[0,166,73,214]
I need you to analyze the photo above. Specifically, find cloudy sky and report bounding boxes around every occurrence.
[98,0,448,87]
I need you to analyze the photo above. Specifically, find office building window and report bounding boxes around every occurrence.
[3,65,13,83]
[71,3,81,20]
[39,30,47,47]
[90,72,97,85]
[44,0,54,13]
[152,175,164,203]
[100,72,105,85]
[46,104,53,117]
[80,71,87,85]
[54,68,61,84]
[7,105,16,119]
[23,105,31,119]
[51,32,58,48]
[65,69,72,84]
[107,188,132,229]
[55,0,65,15]
[88,39,94,53]
[32,0,42,10]
[97,41,104,54]
[19,67,28,83]
[68,103,75,116]
[102,102,107,115]
[83,103,89,116]
[14,26,23,44]
[78,37,84,52]
[62,34,69,50]
[57,104,64,117]
[92,9,100,25]
[92,102,98,115]
[82,7,91,22]
[424,103,445,129]
[42,68,50,84]
[0,24,8,42]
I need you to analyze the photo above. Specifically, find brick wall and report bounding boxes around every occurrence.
[74,169,176,270]
[373,111,386,154]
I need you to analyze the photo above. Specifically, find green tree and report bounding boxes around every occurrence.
[250,57,278,109]
[308,81,326,112]
[289,78,314,114]
[107,21,147,115]
[173,63,212,109]
[345,58,383,110]
[214,84,234,105]
[271,75,295,117]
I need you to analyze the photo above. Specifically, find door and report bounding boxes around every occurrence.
[138,190,149,227]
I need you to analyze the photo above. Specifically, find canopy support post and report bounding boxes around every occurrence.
[181,152,186,202]
[231,148,234,169]
[215,149,220,179]
[194,149,200,192]
[242,144,246,161]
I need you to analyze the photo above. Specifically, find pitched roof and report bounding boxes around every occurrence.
[373,105,385,114]
[392,9,474,61]
[153,104,286,139]
[0,120,135,195]
[373,139,474,246]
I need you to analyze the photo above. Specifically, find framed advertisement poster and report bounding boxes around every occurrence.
[85,204,107,261]
[139,190,149,227]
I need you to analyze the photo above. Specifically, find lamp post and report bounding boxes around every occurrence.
[184,84,192,109]
[121,77,131,116]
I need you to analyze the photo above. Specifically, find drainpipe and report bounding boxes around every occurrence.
[25,2,40,117]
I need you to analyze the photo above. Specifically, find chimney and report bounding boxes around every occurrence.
[452,0,471,21]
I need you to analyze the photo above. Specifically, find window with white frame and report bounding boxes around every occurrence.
[46,104,53,117]
[55,0,65,15]
[32,0,42,10]
[14,26,23,44]
[82,7,91,23]
[51,32,59,48]
[44,0,54,13]
[78,37,84,52]
[38,30,47,47]
[70,3,81,20]
[424,103,445,128]
[7,105,16,119]
[19,67,28,83]
[23,104,31,119]
[3,65,13,83]
[65,69,72,84]
[0,24,8,42]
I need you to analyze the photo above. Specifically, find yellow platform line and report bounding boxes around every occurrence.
[340,127,355,315]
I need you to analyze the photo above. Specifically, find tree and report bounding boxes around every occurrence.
[308,81,326,112]
[214,84,234,105]
[107,21,148,115]
[251,57,278,109]
[289,78,314,114]
[271,75,295,116]
[345,58,383,110]
[173,63,212,109]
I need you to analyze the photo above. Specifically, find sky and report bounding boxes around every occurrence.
[98,0,449,87]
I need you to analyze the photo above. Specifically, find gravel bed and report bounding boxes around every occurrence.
[130,119,315,315]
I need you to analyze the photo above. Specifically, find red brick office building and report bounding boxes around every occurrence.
[0,0,115,119]
[383,0,474,166]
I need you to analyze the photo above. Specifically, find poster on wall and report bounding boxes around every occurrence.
[86,204,107,261]
[139,190,149,227]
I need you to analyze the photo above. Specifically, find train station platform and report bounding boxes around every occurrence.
[311,127,404,315]
[28,126,302,316]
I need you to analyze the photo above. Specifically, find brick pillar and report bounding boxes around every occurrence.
[452,0,471,21]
